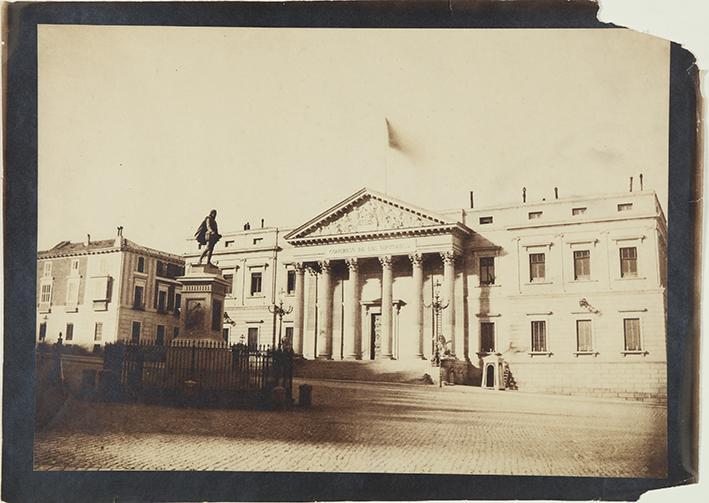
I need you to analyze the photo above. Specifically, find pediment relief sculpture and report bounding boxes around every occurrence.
[306,196,440,237]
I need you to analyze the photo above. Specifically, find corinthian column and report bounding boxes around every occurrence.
[292,262,306,355]
[379,255,394,359]
[317,260,333,359]
[441,251,457,356]
[344,258,360,359]
[409,253,425,359]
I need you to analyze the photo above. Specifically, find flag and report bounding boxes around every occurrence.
[385,118,401,150]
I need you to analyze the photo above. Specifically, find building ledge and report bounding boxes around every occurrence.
[574,351,599,357]
[621,350,649,356]
[528,351,553,357]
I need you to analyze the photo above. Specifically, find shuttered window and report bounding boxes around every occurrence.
[620,247,638,278]
[623,318,642,351]
[531,321,547,352]
[576,320,593,352]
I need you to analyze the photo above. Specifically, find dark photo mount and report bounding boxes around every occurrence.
[3,1,700,502]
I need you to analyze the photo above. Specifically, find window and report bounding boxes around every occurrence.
[156,325,165,346]
[479,257,495,285]
[617,203,633,212]
[43,261,52,277]
[480,322,495,353]
[224,274,233,295]
[576,320,593,352]
[136,256,145,273]
[529,253,546,282]
[174,293,181,315]
[131,321,141,343]
[40,283,52,304]
[250,272,263,296]
[287,270,296,294]
[623,318,642,351]
[66,278,80,309]
[620,247,638,278]
[572,207,587,216]
[39,322,47,342]
[528,211,542,220]
[573,250,591,280]
[94,322,103,341]
[65,323,74,342]
[284,326,294,349]
[225,240,235,248]
[173,327,180,341]
[222,327,230,342]
[156,261,166,277]
[479,216,493,225]
[157,290,167,312]
[531,321,547,352]
[247,327,259,351]
[70,259,80,275]
[253,238,263,245]
[133,285,144,309]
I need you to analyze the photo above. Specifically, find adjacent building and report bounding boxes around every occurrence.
[37,229,185,349]
[183,186,668,400]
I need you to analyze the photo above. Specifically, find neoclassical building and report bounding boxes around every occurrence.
[185,187,668,400]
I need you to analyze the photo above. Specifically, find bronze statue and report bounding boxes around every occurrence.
[195,209,221,265]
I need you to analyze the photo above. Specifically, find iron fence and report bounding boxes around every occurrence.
[103,339,293,402]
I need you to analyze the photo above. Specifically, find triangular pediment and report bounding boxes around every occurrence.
[285,188,457,242]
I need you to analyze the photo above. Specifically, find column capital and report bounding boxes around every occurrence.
[305,264,319,277]
[440,250,458,265]
[293,262,307,273]
[378,255,393,269]
[318,259,332,273]
[408,252,424,267]
[345,257,359,272]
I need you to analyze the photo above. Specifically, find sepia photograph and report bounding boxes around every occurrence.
[2,1,702,501]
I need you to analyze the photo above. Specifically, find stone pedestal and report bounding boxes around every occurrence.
[176,263,230,342]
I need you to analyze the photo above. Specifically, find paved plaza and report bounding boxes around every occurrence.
[34,379,667,477]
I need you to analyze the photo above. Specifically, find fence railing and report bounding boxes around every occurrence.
[103,339,293,402]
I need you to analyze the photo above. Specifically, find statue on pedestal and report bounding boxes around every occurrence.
[195,209,221,266]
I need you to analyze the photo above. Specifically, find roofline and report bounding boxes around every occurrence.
[38,239,184,263]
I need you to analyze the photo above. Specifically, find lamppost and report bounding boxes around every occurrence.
[424,280,448,367]
[268,290,293,350]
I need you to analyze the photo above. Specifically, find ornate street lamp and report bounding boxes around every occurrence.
[268,290,294,350]
[424,280,448,367]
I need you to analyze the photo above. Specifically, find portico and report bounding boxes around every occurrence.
[284,188,472,361]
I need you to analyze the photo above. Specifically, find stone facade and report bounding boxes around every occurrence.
[37,231,185,348]
[184,187,668,400]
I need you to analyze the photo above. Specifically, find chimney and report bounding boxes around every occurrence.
[639,173,644,191]
[469,191,474,209]
[554,187,559,200]
[522,187,527,203]
[629,176,633,192]
[85,234,91,246]
[261,218,265,228]
[115,226,124,247]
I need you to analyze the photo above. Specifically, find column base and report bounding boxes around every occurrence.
[343,354,360,360]
[316,355,333,360]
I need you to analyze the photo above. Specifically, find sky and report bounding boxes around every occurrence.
[38,26,670,253]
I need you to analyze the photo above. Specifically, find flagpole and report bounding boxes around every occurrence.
[384,118,389,195]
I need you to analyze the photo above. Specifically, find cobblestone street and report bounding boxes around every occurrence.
[34,379,667,477]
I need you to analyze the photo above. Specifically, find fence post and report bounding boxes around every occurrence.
[190,340,197,381]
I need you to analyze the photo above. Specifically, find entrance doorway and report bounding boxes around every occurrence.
[370,313,382,360]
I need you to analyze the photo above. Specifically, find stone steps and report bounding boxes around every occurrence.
[293,359,439,384]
